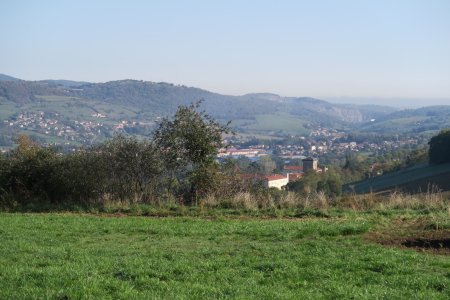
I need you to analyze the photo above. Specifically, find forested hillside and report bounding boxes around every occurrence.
[0,79,392,122]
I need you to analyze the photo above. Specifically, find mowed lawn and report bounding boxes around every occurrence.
[0,213,449,299]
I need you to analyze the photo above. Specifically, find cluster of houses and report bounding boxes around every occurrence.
[3,111,153,145]
[226,122,423,159]
[217,147,269,161]
[3,111,106,142]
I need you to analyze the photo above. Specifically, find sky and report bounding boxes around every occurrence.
[1,0,450,107]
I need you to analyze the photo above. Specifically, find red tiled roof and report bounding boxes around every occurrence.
[265,174,287,181]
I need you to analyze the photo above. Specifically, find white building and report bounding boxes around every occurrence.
[264,175,289,190]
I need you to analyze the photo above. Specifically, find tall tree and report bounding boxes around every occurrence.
[153,101,231,201]
[428,129,450,164]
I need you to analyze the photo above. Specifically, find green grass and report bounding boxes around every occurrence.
[25,96,139,121]
[242,113,309,135]
[35,95,80,102]
[0,100,18,120]
[361,115,450,134]
[0,213,449,299]
[362,116,427,131]
[20,100,97,120]
[230,132,285,141]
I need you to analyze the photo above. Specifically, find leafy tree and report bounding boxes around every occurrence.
[428,129,450,164]
[234,156,252,172]
[317,172,342,197]
[257,155,276,175]
[247,162,262,174]
[288,169,342,197]
[2,135,59,204]
[402,148,427,167]
[287,170,320,194]
[154,101,231,202]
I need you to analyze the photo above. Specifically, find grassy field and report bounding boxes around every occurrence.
[360,116,429,133]
[242,113,310,135]
[33,96,139,120]
[0,100,18,120]
[0,212,449,299]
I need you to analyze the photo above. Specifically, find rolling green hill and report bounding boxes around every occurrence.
[0,77,399,145]
[344,162,450,194]
[358,106,450,134]
[0,77,395,124]
[1,75,449,146]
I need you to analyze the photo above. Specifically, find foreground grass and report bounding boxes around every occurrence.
[0,213,449,299]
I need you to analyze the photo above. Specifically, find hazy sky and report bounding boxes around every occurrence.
[1,0,450,106]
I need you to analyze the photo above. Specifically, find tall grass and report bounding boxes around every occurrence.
[199,187,449,213]
[338,186,448,211]
[200,191,333,211]
[3,185,449,214]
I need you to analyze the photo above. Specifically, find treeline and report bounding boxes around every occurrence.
[0,135,306,210]
[0,103,212,207]
[0,103,279,210]
[0,103,343,211]
[338,147,429,183]
[0,135,159,207]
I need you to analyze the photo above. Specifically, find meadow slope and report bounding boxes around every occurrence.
[345,163,450,194]
[0,213,449,299]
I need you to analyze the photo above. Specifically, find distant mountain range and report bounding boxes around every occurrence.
[0,73,449,145]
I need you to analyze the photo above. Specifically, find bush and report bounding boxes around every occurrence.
[0,136,60,205]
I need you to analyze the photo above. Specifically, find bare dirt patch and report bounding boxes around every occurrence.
[365,218,450,255]
[402,237,450,249]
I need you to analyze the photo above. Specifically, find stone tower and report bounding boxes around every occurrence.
[302,157,318,173]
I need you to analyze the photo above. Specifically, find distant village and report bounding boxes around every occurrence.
[222,124,421,159]
[1,113,425,184]
[218,146,327,190]
[217,127,423,189]
[2,111,148,146]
